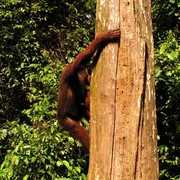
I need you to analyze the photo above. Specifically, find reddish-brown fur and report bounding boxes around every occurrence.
[57,29,120,153]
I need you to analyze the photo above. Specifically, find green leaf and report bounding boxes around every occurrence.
[62,160,70,169]
[12,155,19,165]
[68,137,74,143]
[31,156,36,163]
[165,71,172,76]
[56,161,62,167]
[24,158,29,165]
[169,0,175,3]
[154,65,160,72]
[23,174,29,180]
[167,51,178,60]
[26,149,31,156]
[75,166,81,173]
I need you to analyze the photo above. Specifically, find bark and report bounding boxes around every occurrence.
[88,0,159,179]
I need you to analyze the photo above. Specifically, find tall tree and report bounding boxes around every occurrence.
[88,0,159,179]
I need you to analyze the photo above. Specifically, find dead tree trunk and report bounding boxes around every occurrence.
[88,0,159,179]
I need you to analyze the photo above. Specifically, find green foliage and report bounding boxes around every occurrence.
[152,0,179,47]
[155,31,180,179]
[0,121,88,179]
[152,0,180,178]
[0,0,95,123]
[0,0,95,178]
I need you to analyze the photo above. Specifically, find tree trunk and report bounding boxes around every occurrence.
[88,0,159,179]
